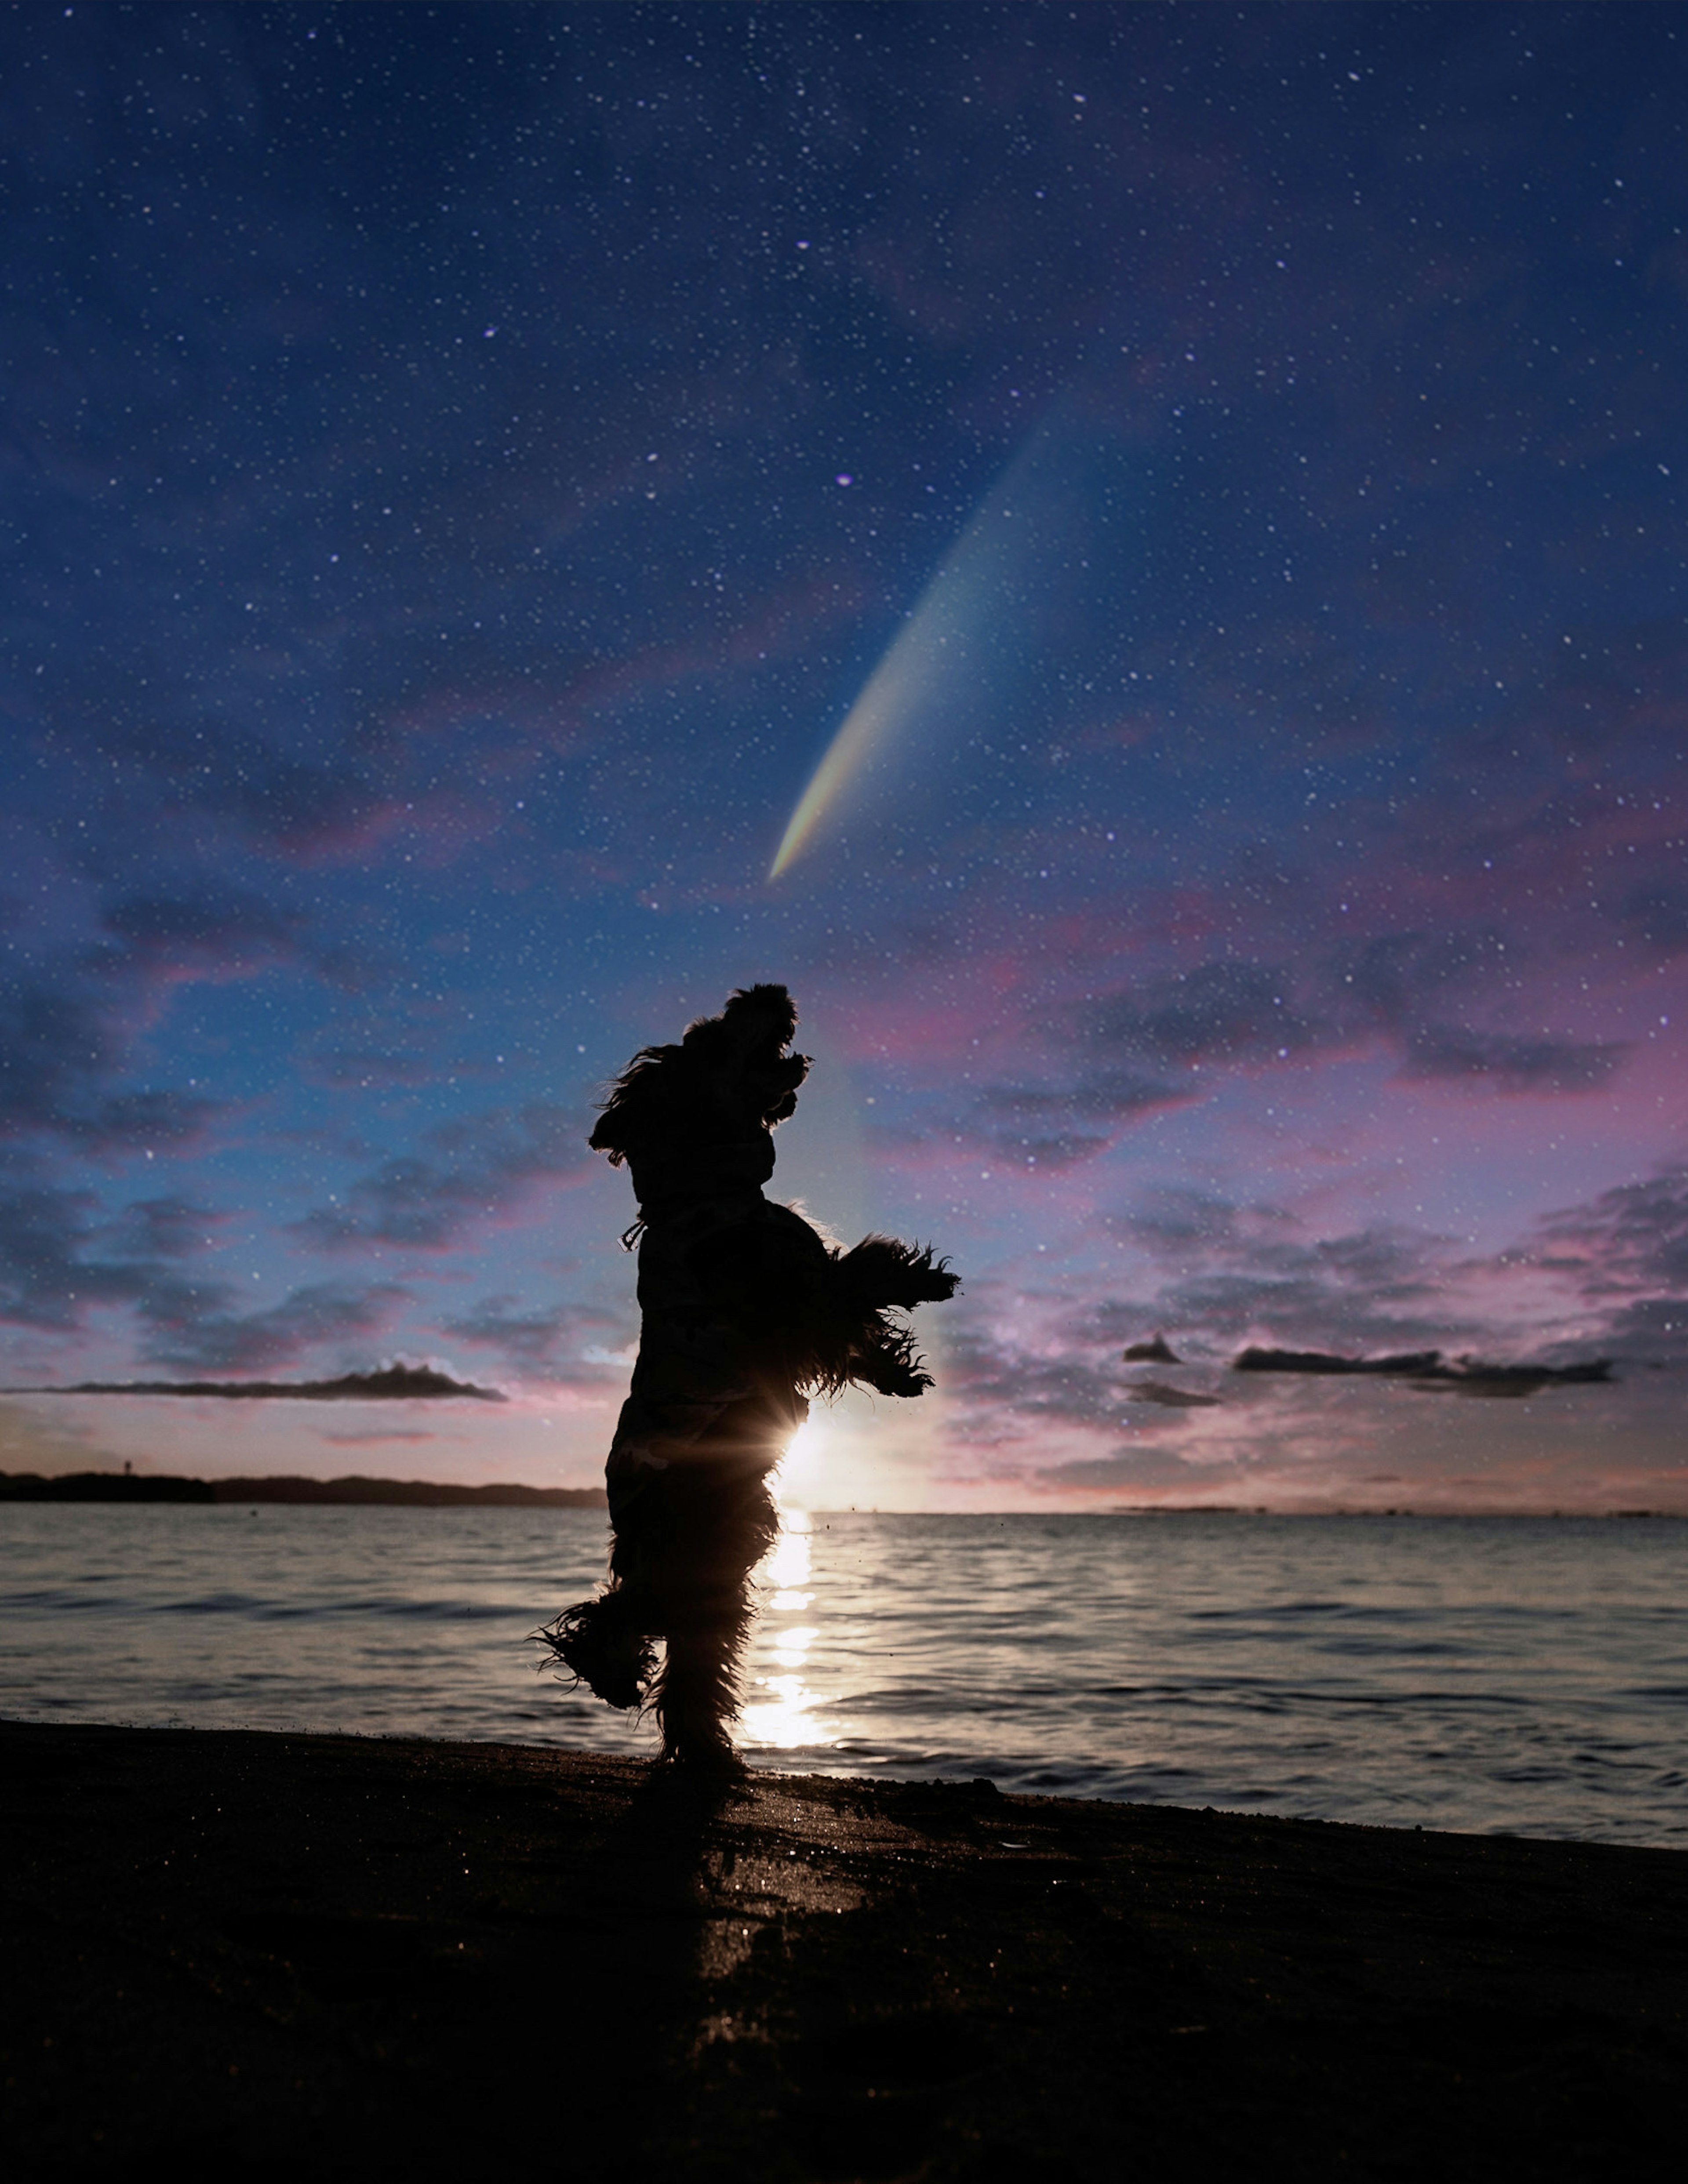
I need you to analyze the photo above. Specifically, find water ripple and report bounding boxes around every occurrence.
[1,1506,1683,1843]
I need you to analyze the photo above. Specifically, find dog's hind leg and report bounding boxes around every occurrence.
[653,1595,755,1771]
[648,1461,780,1769]
[534,1582,655,1710]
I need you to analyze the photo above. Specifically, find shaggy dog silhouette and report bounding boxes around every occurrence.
[538,984,957,1768]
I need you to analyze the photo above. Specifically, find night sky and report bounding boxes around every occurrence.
[4,1,1685,1509]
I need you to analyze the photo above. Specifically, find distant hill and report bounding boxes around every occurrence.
[0,1471,215,1504]
[2,1363,506,1403]
[0,1472,605,1508]
[209,1475,607,1507]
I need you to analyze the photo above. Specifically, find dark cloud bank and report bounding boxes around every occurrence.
[4,1362,503,1402]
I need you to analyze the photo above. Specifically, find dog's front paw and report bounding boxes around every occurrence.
[837,1236,961,1309]
[906,1257,960,1305]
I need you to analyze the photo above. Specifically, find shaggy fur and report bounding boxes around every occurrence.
[536,984,957,1768]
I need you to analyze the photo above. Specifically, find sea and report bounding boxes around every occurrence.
[2,1505,1683,1847]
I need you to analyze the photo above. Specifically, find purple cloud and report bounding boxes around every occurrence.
[1075,961,1329,1070]
[1620,885,1688,959]
[295,1103,589,1252]
[1400,1026,1628,1094]
[100,887,298,969]
[0,1185,149,1330]
[1527,1166,1688,1351]
[439,1293,624,1376]
[133,1278,413,1375]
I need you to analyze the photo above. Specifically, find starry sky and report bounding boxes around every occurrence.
[3,1,1685,1510]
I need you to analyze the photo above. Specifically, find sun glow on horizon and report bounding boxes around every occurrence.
[774,1417,833,1507]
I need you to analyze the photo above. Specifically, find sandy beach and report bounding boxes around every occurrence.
[4,1719,1684,2178]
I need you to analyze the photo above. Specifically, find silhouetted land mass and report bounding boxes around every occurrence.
[4,1721,1681,2178]
[211,1475,608,1507]
[0,1472,606,1507]
[2,1361,506,1402]
[1234,1346,1614,1393]
[1123,1334,1181,1362]
[0,1469,216,1504]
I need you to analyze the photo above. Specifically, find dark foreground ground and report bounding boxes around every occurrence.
[4,1722,1684,2180]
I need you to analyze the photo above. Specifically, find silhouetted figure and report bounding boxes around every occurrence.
[537,984,957,1769]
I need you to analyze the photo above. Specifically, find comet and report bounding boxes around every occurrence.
[768,422,1057,880]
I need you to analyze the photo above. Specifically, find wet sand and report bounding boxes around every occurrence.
[5,1720,1683,2179]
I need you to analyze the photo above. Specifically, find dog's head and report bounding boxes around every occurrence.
[589,983,810,1167]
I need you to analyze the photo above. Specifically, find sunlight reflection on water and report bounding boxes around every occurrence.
[740,1508,843,1751]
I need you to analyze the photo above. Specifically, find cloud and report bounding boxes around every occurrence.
[1404,1363,1614,1398]
[76,1090,220,1151]
[965,1067,1191,1167]
[1124,1379,1222,1407]
[1324,929,1632,1095]
[295,1103,589,1251]
[319,1428,440,1445]
[1400,1025,1627,1093]
[1620,884,1688,958]
[1034,1456,1230,1494]
[28,1362,501,1401]
[1233,1345,1614,1395]
[0,1177,418,1374]
[1075,960,1327,1069]
[0,1397,107,1475]
[1524,1167,1688,1355]
[1600,1298,1688,1351]
[0,1185,149,1329]
[1043,935,1630,1115]
[229,759,391,859]
[1138,1265,1445,1352]
[933,927,1626,1186]
[940,1322,1131,1437]
[1329,928,1509,1027]
[99,1195,222,1261]
[440,1293,622,1375]
[1102,1194,1444,1341]
[299,1039,440,1089]
[0,976,111,1140]
[1105,1186,1254,1258]
[132,1278,413,1375]
[100,887,297,971]
[0,967,219,1152]
[1232,1345,1445,1377]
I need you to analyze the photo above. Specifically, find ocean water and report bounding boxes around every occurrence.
[1,1505,1683,1846]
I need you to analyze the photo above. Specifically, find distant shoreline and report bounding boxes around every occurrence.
[0,1473,1679,1516]
[0,1470,606,1508]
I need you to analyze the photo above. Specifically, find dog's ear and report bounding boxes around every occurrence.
[593,986,809,1160]
[589,1043,682,1165]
